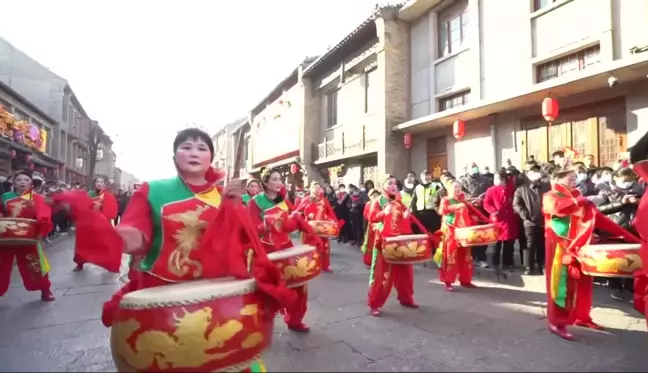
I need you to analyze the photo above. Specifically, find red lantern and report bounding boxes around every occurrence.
[29,163,34,171]
[453,119,465,141]
[542,97,559,122]
[25,154,32,162]
[403,133,412,149]
[9,149,15,159]
[290,163,299,175]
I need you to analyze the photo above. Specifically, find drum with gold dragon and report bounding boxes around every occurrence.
[267,244,320,288]
[453,224,498,247]
[382,234,432,265]
[0,218,39,246]
[579,243,643,278]
[307,220,339,238]
[110,278,274,372]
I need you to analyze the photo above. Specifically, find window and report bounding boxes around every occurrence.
[439,90,470,112]
[326,90,338,128]
[364,69,377,114]
[438,0,469,57]
[536,45,601,83]
[534,0,557,11]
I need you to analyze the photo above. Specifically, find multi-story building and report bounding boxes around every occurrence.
[0,36,111,185]
[95,135,116,183]
[0,80,59,179]
[114,167,138,192]
[211,117,247,180]
[228,119,251,181]
[248,57,318,189]
[301,4,409,186]
[397,0,648,175]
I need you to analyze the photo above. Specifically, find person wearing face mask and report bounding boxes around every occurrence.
[574,166,595,196]
[366,175,428,316]
[400,171,417,209]
[295,181,342,273]
[593,167,614,191]
[482,170,519,270]
[0,170,55,302]
[590,167,644,301]
[542,167,640,341]
[513,165,549,275]
[72,176,119,271]
[434,178,489,292]
[411,170,442,235]
[461,163,492,267]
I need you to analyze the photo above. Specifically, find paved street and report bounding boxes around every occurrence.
[0,238,646,372]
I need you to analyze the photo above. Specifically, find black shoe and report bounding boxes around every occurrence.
[524,267,533,275]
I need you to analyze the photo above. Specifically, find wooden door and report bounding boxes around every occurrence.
[427,155,447,178]
[598,110,627,167]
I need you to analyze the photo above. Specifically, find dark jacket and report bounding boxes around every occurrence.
[349,193,365,214]
[513,180,550,227]
[461,174,492,199]
[590,182,644,230]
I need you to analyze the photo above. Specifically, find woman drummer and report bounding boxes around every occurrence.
[54,128,295,372]
[247,167,320,333]
[0,170,55,302]
[73,175,118,271]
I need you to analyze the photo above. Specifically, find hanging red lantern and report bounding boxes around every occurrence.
[542,97,559,123]
[290,163,299,175]
[25,154,32,162]
[29,163,34,171]
[403,133,412,149]
[453,119,465,141]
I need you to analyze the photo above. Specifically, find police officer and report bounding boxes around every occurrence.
[400,171,417,209]
[411,170,442,234]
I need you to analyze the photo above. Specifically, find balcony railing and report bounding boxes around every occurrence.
[314,124,378,163]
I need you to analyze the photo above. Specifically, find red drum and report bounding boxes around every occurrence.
[308,220,340,238]
[579,243,643,278]
[110,278,273,372]
[267,245,321,288]
[454,224,498,247]
[382,234,432,265]
[0,218,39,246]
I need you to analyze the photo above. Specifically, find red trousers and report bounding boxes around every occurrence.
[368,246,414,309]
[545,243,593,327]
[264,241,309,327]
[439,242,473,285]
[0,246,51,296]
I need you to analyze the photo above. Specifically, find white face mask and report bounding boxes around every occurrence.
[617,181,633,189]
[527,171,542,182]
[404,182,414,189]
[576,173,587,183]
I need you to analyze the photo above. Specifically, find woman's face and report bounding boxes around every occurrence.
[451,181,462,196]
[266,171,283,193]
[558,172,577,190]
[14,174,31,192]
[175,137,212,175]
[384,178,398,195]
[365,182,374,191]
[326,186,334,195]
[313,184,324,197]
[247,182,261,196]
[95,178,105,190]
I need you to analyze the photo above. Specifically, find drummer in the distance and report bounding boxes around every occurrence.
[366,174,429,317]
[52,128,296,372]
[434,177,488,292]
[0,170,55,302]
[247,167,322,333]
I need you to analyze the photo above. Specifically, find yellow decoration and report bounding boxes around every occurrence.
[39,130,47,153]
[275,255,318,279]
[383,241,427,259]
[164,205,210,278]
[112,307,252,370]
[195,187,222,208]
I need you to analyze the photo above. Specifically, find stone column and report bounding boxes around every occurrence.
[375,7,411,179]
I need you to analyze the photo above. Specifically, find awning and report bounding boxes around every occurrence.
[394,53,648,134]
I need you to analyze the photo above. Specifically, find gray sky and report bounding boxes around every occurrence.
[0,0,382,180]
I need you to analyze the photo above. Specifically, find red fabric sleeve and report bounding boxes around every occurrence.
[52,189,124,273]
[482,189,496,215]
[368,200,384,223]
[247,199,266,235]
[363,203,371,219]
[439,198,452,215]
[119,184,153,245]
[294,197,309,213]
[33,193,53,237]
[101,192,119,220]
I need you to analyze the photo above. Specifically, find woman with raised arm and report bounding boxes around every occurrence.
[52,128,295,372]
[0,170,54,301]
[247,167,321,333]
[73,176,118,271]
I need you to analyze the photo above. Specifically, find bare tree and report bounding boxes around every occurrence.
[87,120,104,188]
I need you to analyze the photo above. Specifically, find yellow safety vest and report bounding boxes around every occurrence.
[415,184,437,211]
[400,190,414,208]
